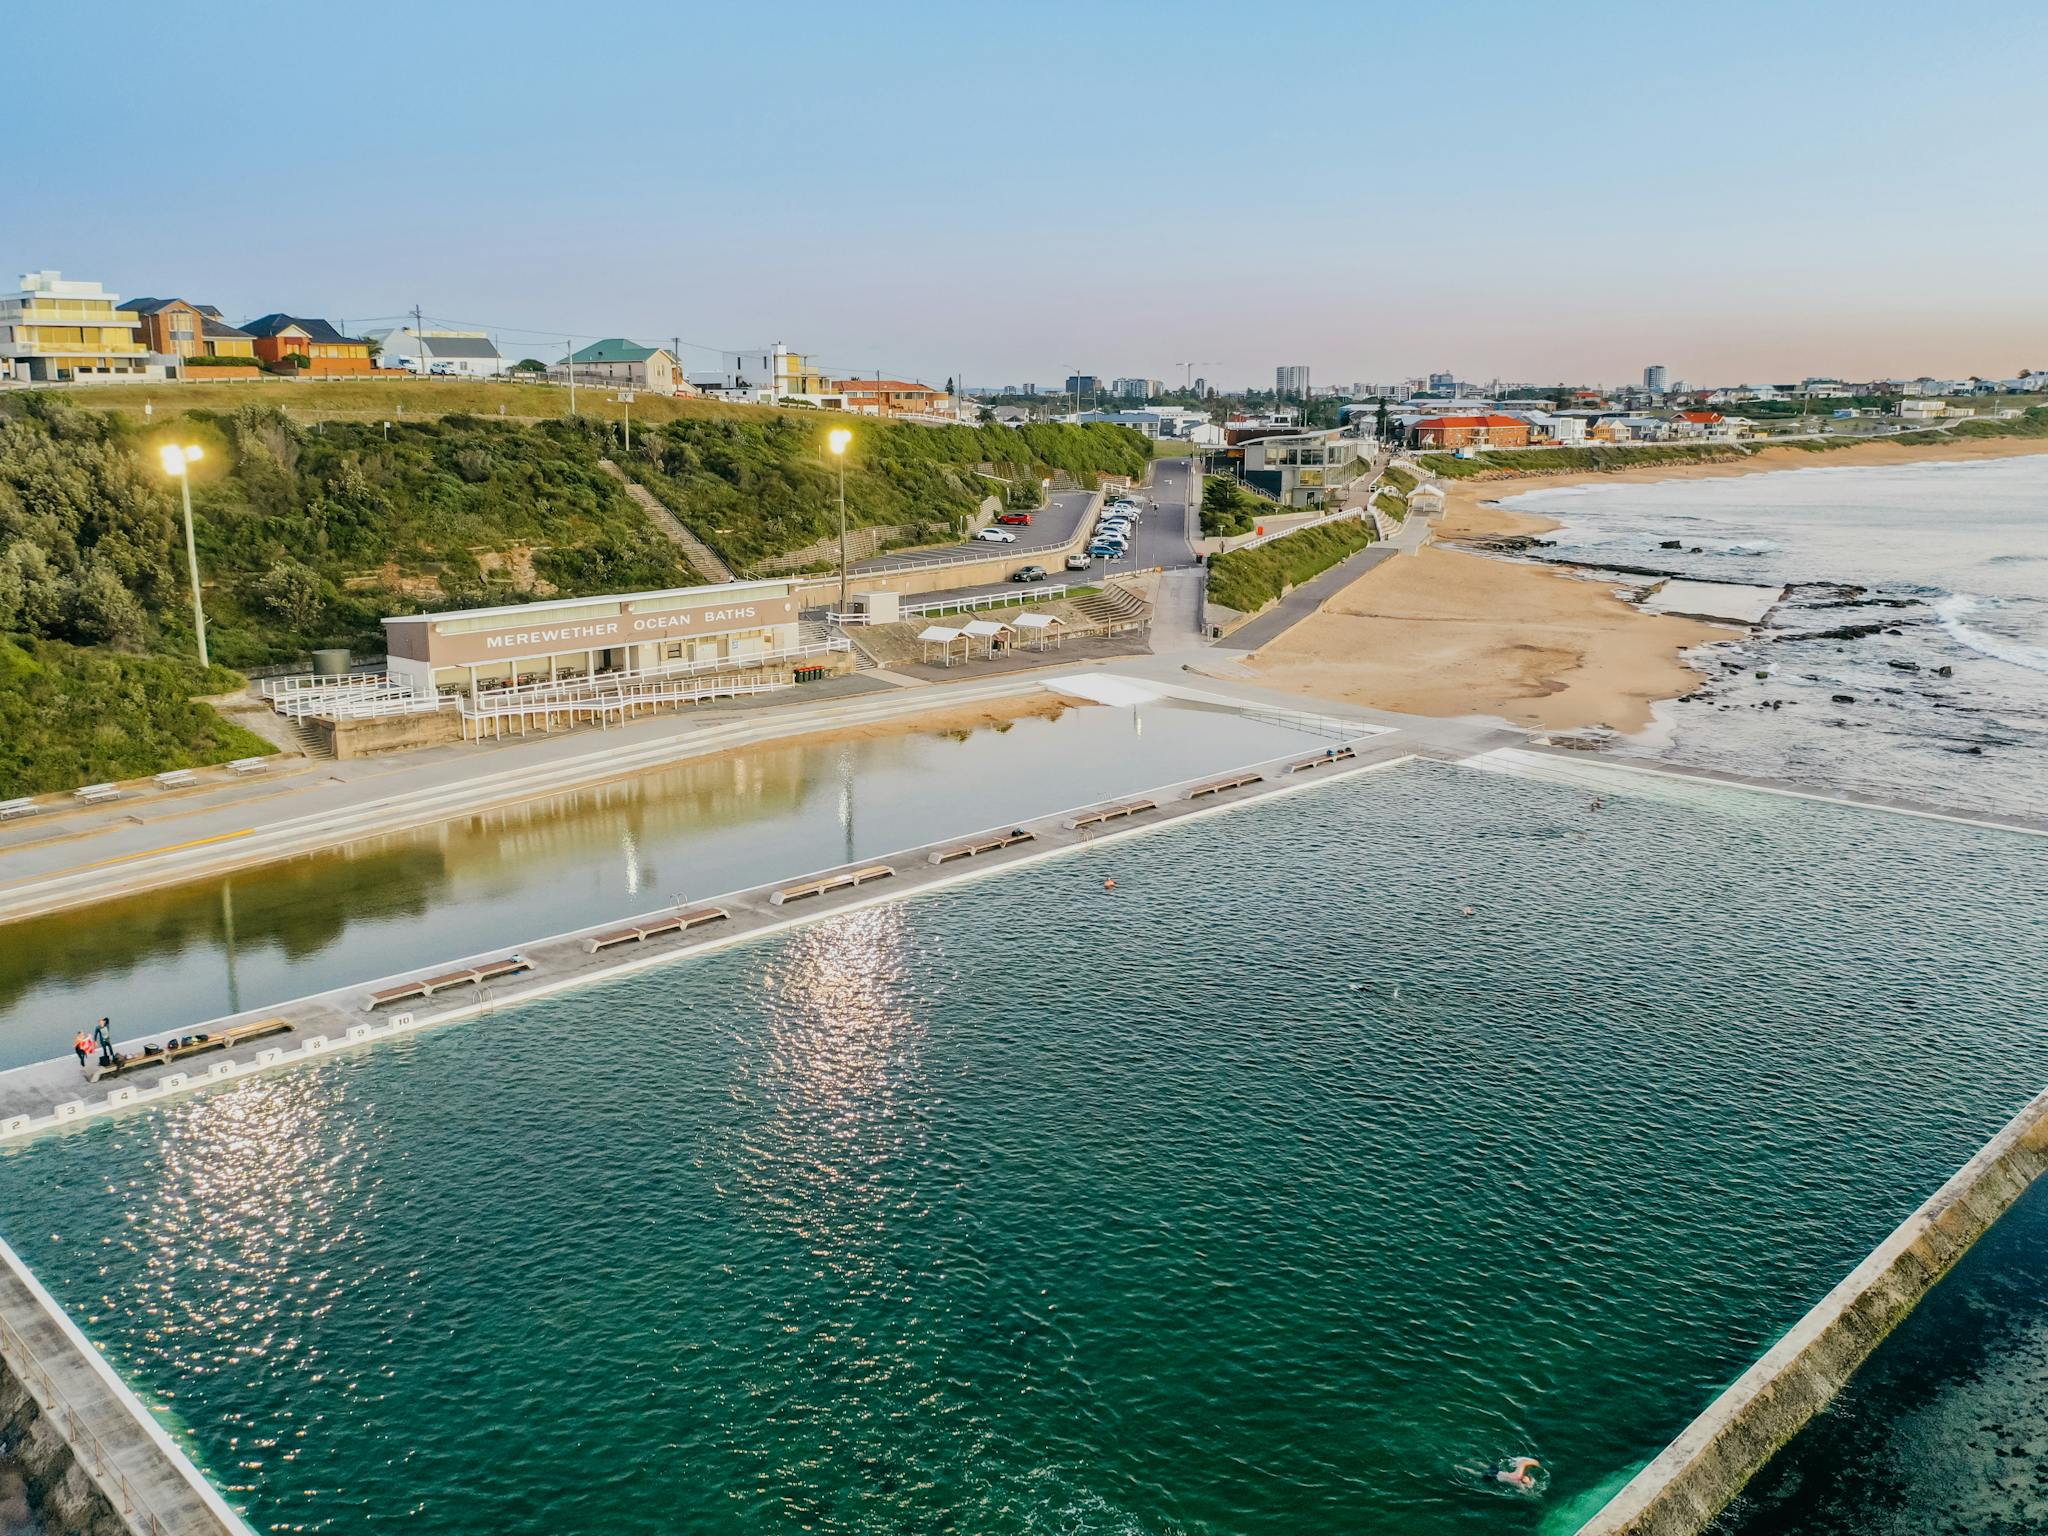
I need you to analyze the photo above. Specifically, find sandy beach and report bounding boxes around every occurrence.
[1244,435,2048,735]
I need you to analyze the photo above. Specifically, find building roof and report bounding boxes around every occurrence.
[1415,414,1526,429]
[117,297,191,315]
[242,314,365,345]
[837,378,943,393]
[381,576,792,631]
[202,315,253,341]
[419,334,502,360]
[1678,410,1724,423]
[567,338,668,365]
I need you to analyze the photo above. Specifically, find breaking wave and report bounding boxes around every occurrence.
[1935,594,2048,675]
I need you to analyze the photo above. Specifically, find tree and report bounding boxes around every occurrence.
[252,559,329,632]
[73,560,148,646]
[515,358,547,374]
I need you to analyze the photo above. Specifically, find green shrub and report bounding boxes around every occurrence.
[1200,475,1264,537]
[184,354,261,368]
[1206,519,1375,614]
[0,635,273,797]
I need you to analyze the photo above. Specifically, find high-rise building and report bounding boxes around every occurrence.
[1275,365,1311,397]
[1063,374,1100,396]
[1428,371,1456,393]
[1113,377,1149,399]
[1644,364,1670,392]
[1193,377,1209,397]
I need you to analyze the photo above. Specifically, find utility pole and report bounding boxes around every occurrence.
[566,339,576,414]
[413,303,425,375]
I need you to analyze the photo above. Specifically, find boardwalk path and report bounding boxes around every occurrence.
[597,459,739,582]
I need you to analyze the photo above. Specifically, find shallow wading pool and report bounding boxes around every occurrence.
[0,763,2043,1535]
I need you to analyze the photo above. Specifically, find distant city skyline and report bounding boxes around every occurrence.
[13,0,2046,389]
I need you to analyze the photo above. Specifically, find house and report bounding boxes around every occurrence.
[242,314,376,374]
[835,378,950,418]
[556,339,684,394]
[1410,414,1531,450]
[1231,427,1365,507]
[371,327,508,378]
[1672,409,1734,439]
[1897,398,1949,421]
[686,344,829,403]
[1512,410,1586,445]
[119,298,258,369]
[0,270,158,383]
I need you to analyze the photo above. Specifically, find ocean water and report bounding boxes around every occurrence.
[1,764,2044,1536]
[1709,1171,2048,1536]
[1498,454,2048,818]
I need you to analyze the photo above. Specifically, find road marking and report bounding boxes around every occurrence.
[63,828,257,876]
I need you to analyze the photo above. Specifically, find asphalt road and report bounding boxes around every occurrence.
[851,489,1097,574]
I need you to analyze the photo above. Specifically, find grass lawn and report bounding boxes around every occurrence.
[58,377,786,428]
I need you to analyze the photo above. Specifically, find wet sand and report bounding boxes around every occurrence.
[1244,436,2048,736]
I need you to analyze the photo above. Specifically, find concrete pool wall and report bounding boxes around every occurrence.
[1575,1083,2048,1536]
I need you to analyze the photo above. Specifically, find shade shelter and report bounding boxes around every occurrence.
[918,625,969,667]
[1012,611,1065,651]
[960,618,1014,658]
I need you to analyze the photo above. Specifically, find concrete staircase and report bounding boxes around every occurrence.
[1070,585,1151,635]
[597,459,739,583]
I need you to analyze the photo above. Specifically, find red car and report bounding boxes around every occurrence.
[996,512,1033,526]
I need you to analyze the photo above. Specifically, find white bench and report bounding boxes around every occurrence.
[154,769,198,789]
[0,798,39,821]
[74,783,121,804]
[227,757,271,776]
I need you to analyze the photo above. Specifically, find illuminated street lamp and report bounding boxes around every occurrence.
[828,427,853,611]
[158,444,209,668]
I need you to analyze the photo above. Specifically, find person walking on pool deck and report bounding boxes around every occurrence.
[72,1032,91,1069]
[92,1017,114,1067]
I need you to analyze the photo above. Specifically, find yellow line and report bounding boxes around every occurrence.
[66,828,257,876]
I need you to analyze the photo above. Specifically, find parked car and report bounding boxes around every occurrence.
[997,512,1033,526]
[1065,552,1094,571]
[1010,564,1048,583]
[975,527,1019,543]
[1088,540,1124,559]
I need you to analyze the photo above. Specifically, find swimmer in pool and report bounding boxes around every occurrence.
[1495,1456,1542,1490]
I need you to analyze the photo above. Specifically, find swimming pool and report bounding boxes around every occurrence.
[0,762,2042,1534]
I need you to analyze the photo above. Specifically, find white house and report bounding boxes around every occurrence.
[370,327,508,378]
[684,343,829,403]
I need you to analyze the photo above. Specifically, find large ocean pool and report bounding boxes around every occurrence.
[0,762,2043,1535]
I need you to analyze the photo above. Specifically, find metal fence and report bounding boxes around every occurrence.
[0,1306,174,1536]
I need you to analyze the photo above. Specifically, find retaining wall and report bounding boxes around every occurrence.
[1576,1085,2048,1536]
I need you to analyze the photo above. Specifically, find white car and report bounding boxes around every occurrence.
[975,527,1019,544]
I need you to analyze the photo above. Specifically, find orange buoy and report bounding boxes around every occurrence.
[1104,879,1117,891]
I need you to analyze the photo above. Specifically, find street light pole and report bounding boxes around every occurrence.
[829,428,853,612]
[160,444,209,668]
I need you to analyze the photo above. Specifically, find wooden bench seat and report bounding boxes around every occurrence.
[99,1017,293,1078]
[1065,798,1157,831]
[0,798,39,821]
[583,907,729,954]
[1186,771,1264,800]
[365,954,532,1009]
[769,864,894,906]
[1289,746,1357,773]
[928,830,1034,866]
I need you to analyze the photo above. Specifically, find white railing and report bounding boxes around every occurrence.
[462,675,791,733]
[904,584,1069,617]
[258,672,393,701]
[462,638,846,712]
[1225,502,1367,554]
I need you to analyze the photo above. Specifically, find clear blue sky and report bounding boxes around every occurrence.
[16,0,2047,389]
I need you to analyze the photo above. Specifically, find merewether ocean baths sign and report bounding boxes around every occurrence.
[385,592,802,667]
[480,603,784,652]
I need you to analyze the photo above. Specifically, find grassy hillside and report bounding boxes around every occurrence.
[0,638,274,796]
[1207,519,1375,614]
[1417,443,1746,479]
[618,414,1150,572]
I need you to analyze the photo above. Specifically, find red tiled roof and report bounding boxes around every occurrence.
[1415,414,1525,429]
[836,378,943,393]
[1679,410,1723,423]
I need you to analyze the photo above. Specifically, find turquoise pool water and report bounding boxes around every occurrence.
[1,763,2043,1535]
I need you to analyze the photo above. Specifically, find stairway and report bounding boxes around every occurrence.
[291,718,335,758]
[597,459,739,583]
[1070,585,1152,635]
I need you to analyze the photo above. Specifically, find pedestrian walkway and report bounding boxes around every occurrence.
[597,459,738,582]
[1214,514,1431,653]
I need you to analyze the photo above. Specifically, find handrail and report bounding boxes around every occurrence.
[0,1305,173,1536]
